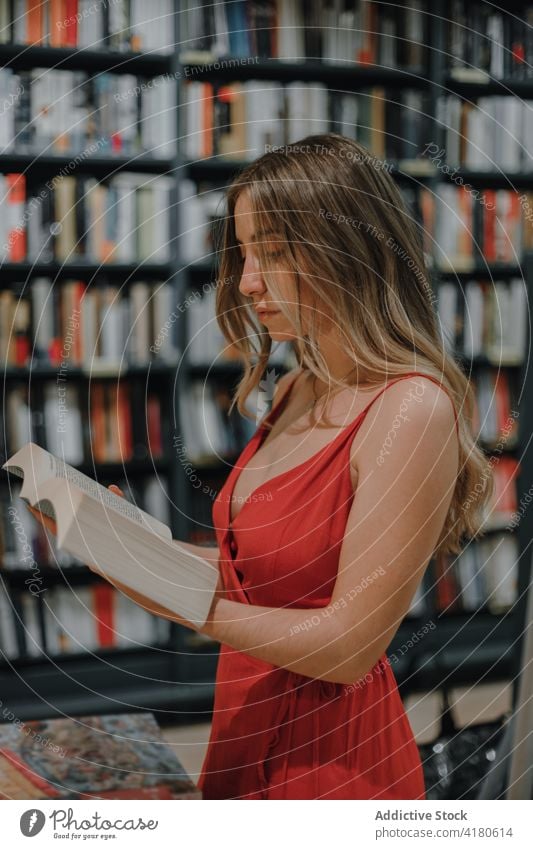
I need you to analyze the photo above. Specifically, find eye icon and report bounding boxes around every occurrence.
[20,809,46,837]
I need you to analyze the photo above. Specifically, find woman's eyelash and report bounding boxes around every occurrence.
[236,246,284,259]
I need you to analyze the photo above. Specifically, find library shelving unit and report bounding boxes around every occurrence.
[0,17,205,722]
[1,1,532,723]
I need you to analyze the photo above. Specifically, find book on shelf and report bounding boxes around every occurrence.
[2,443,219,626]
[179,0,427,68]
[4,379,164,464]
[0,579,171,659]
[472,369,520,448]
[435,532,519,614]
[434,186,533,270]
[0,584,19,659]
[438,278,528,365]
[181,79,431,163]
[3,279,181,370]
[0,712,201,800]
[0,66,176,158]
[1,0,174,54]
[446,0,533,81]
[179,179,226,262]
[2,173,172,264]
[440,95,533,172]
[0,173,26,261]
[483,456,521,531]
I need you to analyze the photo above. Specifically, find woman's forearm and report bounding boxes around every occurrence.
[174,539,220,567]
[93,543,365,684]
[201,596,364,685]
[98,565,366,683]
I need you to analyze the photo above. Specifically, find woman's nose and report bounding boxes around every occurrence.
[238,253,266,298]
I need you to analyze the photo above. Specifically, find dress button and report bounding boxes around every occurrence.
[229,538,237,554]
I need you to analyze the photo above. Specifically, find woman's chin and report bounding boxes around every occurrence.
[268,329,297,342]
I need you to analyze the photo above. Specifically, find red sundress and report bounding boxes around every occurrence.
[198,371,457,799]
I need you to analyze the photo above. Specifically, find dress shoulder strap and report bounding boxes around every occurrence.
[355,371,460,435]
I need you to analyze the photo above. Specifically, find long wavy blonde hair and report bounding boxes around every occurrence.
[214,132,493,557]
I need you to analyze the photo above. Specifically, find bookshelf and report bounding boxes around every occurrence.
[171,0,533,706]
[1,0,532,722]
[0,4,194,722]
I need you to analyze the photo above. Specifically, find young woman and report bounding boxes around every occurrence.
[29,133,491,800]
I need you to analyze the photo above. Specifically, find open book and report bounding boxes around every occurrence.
[2,443,218,626]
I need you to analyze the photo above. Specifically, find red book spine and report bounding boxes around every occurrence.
[27,0,43,45]
[146,394,162,458]
[93,584,116,649]
[64,0,78,46]
[483,190,496,262]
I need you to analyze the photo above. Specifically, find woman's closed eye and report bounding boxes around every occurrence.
[261,239,286,258]
[236,239,286,260]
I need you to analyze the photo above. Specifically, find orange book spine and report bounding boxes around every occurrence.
[49,0,66,47]
[27,0,43,44]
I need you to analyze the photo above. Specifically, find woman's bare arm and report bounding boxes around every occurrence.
[176,538,220,566]
[197,380,458,684]
[27,380,457,685]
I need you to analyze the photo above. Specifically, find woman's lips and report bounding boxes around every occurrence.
[255,309,280,318]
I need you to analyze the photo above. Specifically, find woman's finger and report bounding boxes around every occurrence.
[25,503,57,536]
[108,484,125,498]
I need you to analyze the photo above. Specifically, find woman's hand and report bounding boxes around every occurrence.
[25,482,203,630]
[25,484,126,580]
[25,504,57,536]
[26,483,125,535]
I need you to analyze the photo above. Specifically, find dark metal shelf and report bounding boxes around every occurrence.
[0,654,215,721]
[456,353,523,370]
[182,58,430,89]
[443,169,533,190]
[0,261,173,282]
[445,72,533,99]
[1,564,105,587]
[75,457,169,476]
[437,264,522,280]
[0,642,174,670]
[185,156,436,184]
[187,259,219,281]
[188,361,246,379]
[0,153,174,177]
[0,43,172,75]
